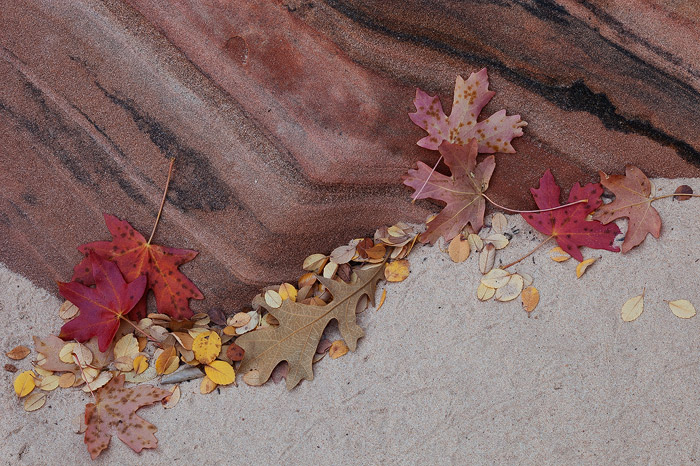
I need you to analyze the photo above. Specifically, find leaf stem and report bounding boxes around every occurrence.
[502,235,554,269]
[411,155,443,203]
[148,158,176,245]
[482,193,588,214]
[119,316,163,349]
[73,353,97,403]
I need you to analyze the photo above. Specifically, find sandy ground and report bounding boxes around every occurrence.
[2,178,700,465]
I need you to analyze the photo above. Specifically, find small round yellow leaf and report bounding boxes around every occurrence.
[329,340,349,360]
[278,283,298,302]
[155,347,179,375]
[59,372,76,388]
[200,376,218,394]
[38,374,60,391]
[481,268,511,288]
[264,290,283,309]
[669,300,696,319]
[549,247,571,262]
[576,258,596,278]
[14,371,35,397]
[242,370,264,386]
[23,392,46,412]
[477,283,495,301]
[133,355,149,374]
[385,259,410,282]
[204,360,236,385]
[448,235,471,263]
[495,274,524,302]
[192,331,222,365]
[621,293,645,322]
[521,286,540,313]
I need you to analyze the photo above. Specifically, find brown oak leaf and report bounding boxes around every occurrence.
[593,165,661,253]
[84,374,170,459]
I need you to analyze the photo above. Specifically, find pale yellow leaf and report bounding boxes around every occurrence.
[23,392,46,412]
[163,385,180,409]
[80,366,100,384]
[323,261,338,279]
[34,366,53,377]
[467,233,484,252]
[329,340,349,360]
[200,376,218,394]
[228,312,252,328]
[521,273,534,287]
[278,283,298,302]
[495,274,524,302]
[521,287,540,313]
[58,300,79,320]
[477,283,495,301]
[264,290,283,309]
[485,234,509,250]
[113,334,139,360]
[448,235,471,263]
[14,371,35,397]
[204,360,236,385]
[479,244,495,274]
[549,247,570,262]
[242,370,263,387]
[82,371,113,392]
[576,258,596,278]
[621,292,645,322]
[481,268,511,288]
[385,259,410,282]
[59,343,92,367]
[669,300,696,319]
[235,311,260,335]
[302,253,328,272]
[38,374,60,391]
[491,213,508,234]
[6,345,30,360]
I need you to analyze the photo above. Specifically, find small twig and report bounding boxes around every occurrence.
[120,316,163,348]
[148,158,176,245]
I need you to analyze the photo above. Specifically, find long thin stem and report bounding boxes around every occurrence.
[411,155,443,203]
[120,316,163,348]
[595,192,700,216]
[502,235,554,270]
[148,158,176,245]
[482,193,588,214]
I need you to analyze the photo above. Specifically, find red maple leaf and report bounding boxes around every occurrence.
[84,374,170,459]
[59,252,146,352]
[72,214,203,320]
[403,139,495,243]
[521,170,621,261]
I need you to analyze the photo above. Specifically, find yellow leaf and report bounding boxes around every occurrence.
[192,331,222,365]
[242,370,263,386]
[521,286,540,313]
[58,300,79,320]
[14,371,35,397]
[376,289,387,311]
[23,392,46,412]
[228,312,251,328]
[113,334,139,360]
[264,290,283,309]
[621,291,645,322]
[133,355,148,374]
[479,244,495,274]
[155,347,179,375]
[481,268,511,288]
[59,372,76,388]
[484,234,509,250]
[323,261,338,279]
[205,360,236,385]
[6,345,30,360]
[549,247,570,262]
[302,253,328,273]
[329,340,349,359]
[467,233,484,252]
[495,274,524,302]
[163,385,180,409]
[38,374,60,391]
[669,300,696,319]
[223,326,237,336]
[477,283,495,301]
[58,343,92,367]
[200,376,218,394]
[384,259,410,282]
[491,212,508,234]
[278,283,298,302]
[448,235,471,263]
[576,258,596,278]
[34,366,53,377]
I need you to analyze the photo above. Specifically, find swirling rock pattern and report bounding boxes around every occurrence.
[1,0,699,310]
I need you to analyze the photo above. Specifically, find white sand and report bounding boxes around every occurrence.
[2,178,700,465]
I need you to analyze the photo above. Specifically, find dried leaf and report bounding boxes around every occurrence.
[5,364,18,373]
[330,245,356,265]
[484,234,509,250]
[204,361,235,385]
[84,374,170,459]
[235,311,259,335]
[521,287,540,313]
[621,292,645,322]
[278,283,298,302]
[385,259,410,282]
[481,268,511,288]
[192,331,222,365]
[521,273,533,287]
[237,264,385,389]
[82,371,114,392]
[302,254,328,273]
[59,343,93,367]
[71,214,203,320]
[59,300,80,320]
[491,213,508,234]
[200,376,217,394]
[226,342,245,362]
[228,312,251,328]
[549,247,571,262]
[155,347,179,375]
[124,366,157,384]
[264,290,283,309]
[409,68,526,152]
[6,345,30,360]
[38,374,60,391]
[161,366,204,385]
[477,283,495,301]
[163,385,180,409]
[404,140,495,243]
[59,372,77,388]
[133,355,148,374]
[576,258,597,278]
[23,392,46,412]
[448,235,471,263]
[467,233,484,252]
[114,334,139,360]
[479,243,496,274]
[523,170,620,261]
[377,289,387,311]
[669,300,696,319]
[242,369,263,387]
[594,166,660,253]
[14,371,35,397]
[495,274,524,302]
[673,185,693,201]
[323,261,339,279]
[329,340,349,360]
